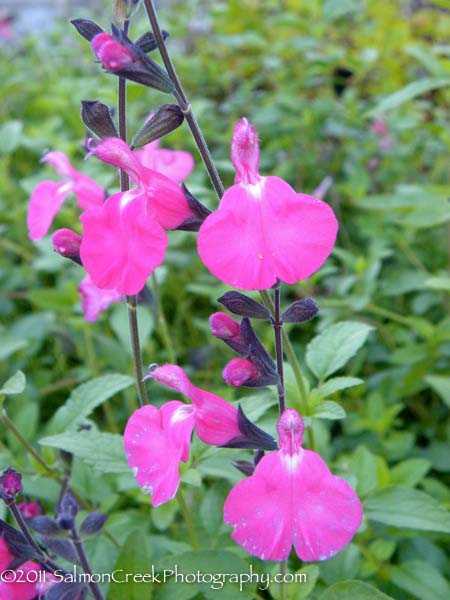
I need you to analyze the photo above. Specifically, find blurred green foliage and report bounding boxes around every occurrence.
[0,0,449,598]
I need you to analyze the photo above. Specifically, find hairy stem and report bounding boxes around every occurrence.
[273,285,285,414]
[142,0,225,199]
[71,526,105,599]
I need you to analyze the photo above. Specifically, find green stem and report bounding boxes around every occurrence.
[2,410,56,474]
[152,273,177,363]
[176,489,199,550]
[127,296,148,406]
[71,526,105,600]
[280,559,287,600]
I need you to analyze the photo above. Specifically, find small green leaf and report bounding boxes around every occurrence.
[369,77,450,114]
[311,401,346,420]
[108,530,153,599]
[390,459,431,487]
[39,431,128,473]
[425,275,450,291]
[287,565,319,599]
[306,321,373,380]
[0,371,26,395]
[0,334,28,361]
[349,446,378,496]
[364,486,450,533]
[48,374,134,433]
[316,377,364,398]
[390,560,450,600]
[320,580,394,599]
[426,375,450,407]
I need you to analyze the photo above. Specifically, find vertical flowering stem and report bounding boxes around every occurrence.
[142,0,225,199]
[273,283,286,414]
[71,526,105,600]
[117,18,147,407]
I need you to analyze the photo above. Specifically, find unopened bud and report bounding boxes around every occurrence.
[281,298,318,324]
[79,512,107,538]
[0,468,22,502]
[218,291,270,319]
[131,104,184,149]
[91,32,135,71]
[81,100,118,139]
[52,229,82,265]
[57,491,78,530]
[209,312,240,340]
[17,500,42,519]
[223,358,259,387]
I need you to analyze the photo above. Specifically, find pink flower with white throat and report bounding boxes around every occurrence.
[80,137,191,294]
[27,151,105,241]
[124,364,241,506]
[197,119,338,290]
[224,408,363,562]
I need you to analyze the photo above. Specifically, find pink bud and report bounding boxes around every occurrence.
[222,358,259,387]
[230,118,261,184]
[52,228,82,262]
[0,467,22,501]
[91,33,135,71]
[209,312,240,339]
[17,500,42,519]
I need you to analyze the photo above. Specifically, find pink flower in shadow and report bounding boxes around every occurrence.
[198,119,338,290]
[224,408,363,561]
[0,538,41,600]
[79,275,123,322]
[27,151,105,241]
[124,364,240,506]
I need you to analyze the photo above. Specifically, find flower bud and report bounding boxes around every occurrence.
[0,467,22,502]
[91,32,135,71]
[17,500,42,519]
[223,358,258,387]
[81,100,118,139]
[56,491,78,530]
[281,298,318,324]
[131,104,184,149]
[218,291,270,319]
[209,312,240,340]
[52,229,82,265]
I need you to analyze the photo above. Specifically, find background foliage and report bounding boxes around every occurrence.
[0,0,449,598]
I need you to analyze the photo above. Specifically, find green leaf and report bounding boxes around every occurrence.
[0,333,28,360]
[306,321,373,380]
[425,276,450,291]
[390,560,450,600]
[287,565,319,600]
[39,431,128,473]
[311,401,346,420]
[0,371,26,395]
[48,374,133,433]
[320,580,394,599]
[390,459,431,487]
[364,486,450,533]
[369,77,450,114]
[426,375,450,407]
[201,484,225,536]
[320,544,361,586]
[108,530,153,599]
[349,446,378,496]
[316,377,364,397]
[0,120,23,154]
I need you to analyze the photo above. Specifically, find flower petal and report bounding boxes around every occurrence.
[27,181,72,240]
[94,137,144,184]
[141,167,191,230]
[198,177,338,290]
[124,402,195,506]
[80,191,167,295]
[42,151,75,179]
[71,172,105,210]
[78,275,123,322]
[136,143,194,183]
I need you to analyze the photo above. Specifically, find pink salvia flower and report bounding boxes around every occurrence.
[197,119,338,290]
[0,538,41,600]
[223,357,259,387]
[80,138,191,294]
[135,139,194,183]
[27,151,105,241]
[78,275,123,322]
[124,365,240,506]
[224,408,363,562]
[91,33,135,71]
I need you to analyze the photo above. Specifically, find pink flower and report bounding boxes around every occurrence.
[223,357,259,387]
[224,408,363,562]
[17,500,42,520]
[0,538,41,600]
[91,33,135,71]
[197,119,338,290]
[124,364,240,506]
[27,151,105,241]
[52,228,82,263]
[79,275,123,322]
[80,138,191,294]
[135,139,194,183]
